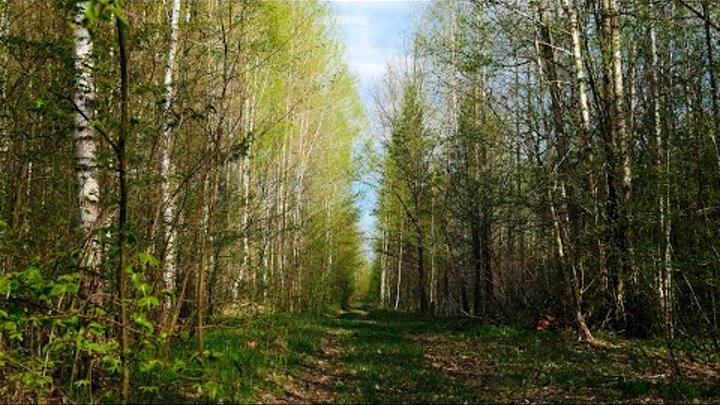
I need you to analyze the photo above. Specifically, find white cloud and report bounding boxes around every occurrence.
[350,62,386,80]
[337,14,369,28]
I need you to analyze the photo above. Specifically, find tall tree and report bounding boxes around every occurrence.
[160,0,181,322]
[72,0,102,302]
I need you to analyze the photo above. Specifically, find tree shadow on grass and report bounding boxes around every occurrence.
[322,309,720,404]
[322,310,477,403]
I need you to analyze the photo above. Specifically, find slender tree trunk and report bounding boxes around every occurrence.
[430,187,436,311]
[380,214,387,306]
[538,0,594,342]
[116,15,130,404]
[160,0,181,323]
[240,154,251,289]
[472,219,482,315]
[563,0,608,291]
[395,217,404,310]
[703,1,720,173]
[72,0,102,301]
[0,0,8,150]
[0,0,6,197]
[482,210,492,313]
[649,24,670,336]
[198,177,209,357]
[239,61,254,294]
[0,0,7,270]
[601,0,632,321]
[417,227,427,314]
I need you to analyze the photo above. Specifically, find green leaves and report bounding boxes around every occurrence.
[21,372,51,390]
[172,359,186,372]
[102,355,122,374]
[84,0,128,27]
[133,312,153,333]
[125,265,150,295]
[32,97,46,110]
[0,268,79,301]
[87,322,105,336]
[49,280,79,297]
[139,358,161,373]
[138,251,160,267]
[21,267,44,292]
[138,296,159,309]
[3,320,22,342]
[0,274,13,297]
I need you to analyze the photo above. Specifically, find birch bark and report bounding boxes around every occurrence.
[160,0,181,309]
[650,24,673,337]
[562,0,608,290]
[72,1,101,298]
[601,0,632,319]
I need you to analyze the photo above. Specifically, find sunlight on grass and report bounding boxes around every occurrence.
[148,309,720,403]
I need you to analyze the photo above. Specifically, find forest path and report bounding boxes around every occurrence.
[253,309,720,404]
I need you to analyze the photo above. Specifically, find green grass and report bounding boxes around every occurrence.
[144,309,720,403]
[324,315,467,403]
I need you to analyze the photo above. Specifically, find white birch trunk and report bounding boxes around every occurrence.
[603,0,632,315]
[380,224,387,306]
[562,0,609,290]
[161,0,181,302]
[430,183,436,310]
[240,99,253,286]
[72,1,101,281]
[395,217,404,310]
[651,26,673,336]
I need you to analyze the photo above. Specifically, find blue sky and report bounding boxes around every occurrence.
[328,0,423,103]
[326,0,425,260]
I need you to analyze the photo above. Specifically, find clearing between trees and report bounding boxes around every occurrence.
[153,309,720,404]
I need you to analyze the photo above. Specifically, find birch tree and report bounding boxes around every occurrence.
[600,0,633,320]
[160,0,181,320]
[72,0,101,301]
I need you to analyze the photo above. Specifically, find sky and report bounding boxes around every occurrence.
[326,0,425,260]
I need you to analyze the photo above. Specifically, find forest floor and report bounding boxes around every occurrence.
[158,308,720,404]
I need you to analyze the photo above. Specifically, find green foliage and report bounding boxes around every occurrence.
[83,0,128,27]
[133,313,328,402]
[0,250,172,402]
[1,0,364,401]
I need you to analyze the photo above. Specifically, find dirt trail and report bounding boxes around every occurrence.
[260,327,347,403]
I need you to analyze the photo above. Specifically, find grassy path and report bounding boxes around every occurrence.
[162,309,720,403]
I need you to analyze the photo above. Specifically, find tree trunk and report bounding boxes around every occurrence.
[703,1,720,173]
[562,0,608,291]
[380,214,387,306]
[482,211,492,314]
[0,0,9,152]
[72,0,102,301]
[472,221,482,315]
[417,232,427,314]
[116,15,130,403]
[650,23,673,337]
[538,0,594,341]
[160,0,181,323]
[395,217,404,310]
[601,0,632,321]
